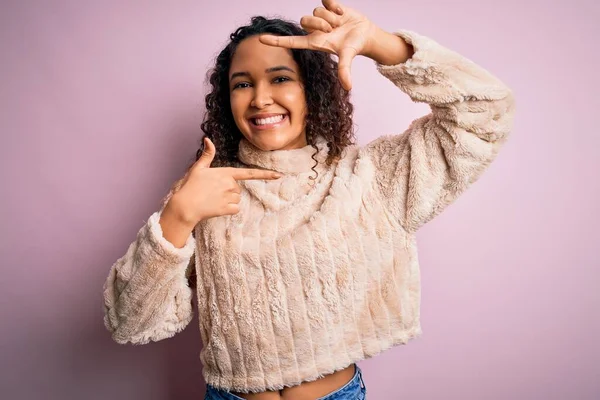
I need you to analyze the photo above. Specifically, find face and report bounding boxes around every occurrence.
[229,35,307,151]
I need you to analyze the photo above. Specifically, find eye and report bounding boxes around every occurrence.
[273,76,291,84]
[232,82,251,90]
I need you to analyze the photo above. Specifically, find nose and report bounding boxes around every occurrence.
[250,82,273,109]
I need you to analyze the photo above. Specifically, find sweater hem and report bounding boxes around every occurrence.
[203,325,423,394]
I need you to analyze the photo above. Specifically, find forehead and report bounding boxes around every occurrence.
[230,36,298,74]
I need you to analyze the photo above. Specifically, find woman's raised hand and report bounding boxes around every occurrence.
[165,137,282,226]
[259,0,376,91]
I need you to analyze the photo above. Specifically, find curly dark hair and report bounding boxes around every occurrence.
[190,16,355,175]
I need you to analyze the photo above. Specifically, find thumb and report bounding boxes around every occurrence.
[338,47,356,91]
[197,137,216,168]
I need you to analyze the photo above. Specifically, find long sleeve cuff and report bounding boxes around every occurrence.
[375,30,511,105]
[147,209,196,262]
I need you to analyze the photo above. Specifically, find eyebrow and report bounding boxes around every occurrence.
[230,65,296,80]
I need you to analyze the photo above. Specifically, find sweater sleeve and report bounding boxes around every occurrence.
[102,207,196,345]
[361,30,515,233]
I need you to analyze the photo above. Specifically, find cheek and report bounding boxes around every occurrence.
[280,87,307,120]
[229,95,241,116]
[230,94,247,125]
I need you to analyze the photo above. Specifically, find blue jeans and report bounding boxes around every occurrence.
[205,364,367,400]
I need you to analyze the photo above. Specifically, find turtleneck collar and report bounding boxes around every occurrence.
[237,135,330,175]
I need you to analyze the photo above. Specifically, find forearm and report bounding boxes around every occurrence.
[103,210,196,344]
[362,30,515,233]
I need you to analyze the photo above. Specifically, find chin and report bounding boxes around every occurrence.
[246,132,303,151]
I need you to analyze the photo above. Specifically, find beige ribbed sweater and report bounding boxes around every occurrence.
[103,30,515,393]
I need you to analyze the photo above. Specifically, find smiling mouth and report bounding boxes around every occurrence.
[249,114,288,130]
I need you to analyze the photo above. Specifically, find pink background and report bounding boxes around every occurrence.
[1,0,598,399]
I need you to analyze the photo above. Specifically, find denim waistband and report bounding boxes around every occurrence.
[317,364,365,400]
[205,364,366,400]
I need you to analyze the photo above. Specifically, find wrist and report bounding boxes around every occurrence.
[162,195,198,229]
[158,204,196,249]
[363,26,414,66]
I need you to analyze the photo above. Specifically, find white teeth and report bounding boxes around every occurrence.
[254,115,284,125]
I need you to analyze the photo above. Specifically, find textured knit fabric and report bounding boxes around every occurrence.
[103,30,515,393]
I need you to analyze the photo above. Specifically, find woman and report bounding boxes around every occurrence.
[103,1,515,399]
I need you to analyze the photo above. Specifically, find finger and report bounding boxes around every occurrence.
[313,7,342,27]
[338,47,357,91]
[322,0,345,15]
[197,137,215,168]
[259,34,311,50]
[229,167,283,181]
[223,203,240,216]
[226,192,241,204]
[228,182,242,194]
[300,15,333,33]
